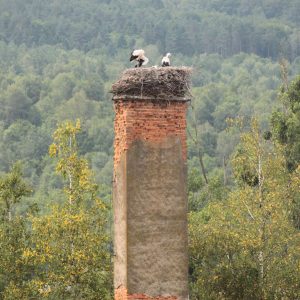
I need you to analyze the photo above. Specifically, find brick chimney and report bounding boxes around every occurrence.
[111,67,191,300]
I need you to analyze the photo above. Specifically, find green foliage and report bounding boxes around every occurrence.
[16,120,112,300]
[49,120,98,205]
[0,0,299,59]
[24,203,111,300]
[0,123,113,299]
[0,162,32,221]
[189,120,300,299]
[0,217,32,300]
[0,164,33,300]
[0,39,293,208]
[271,76,300,230]
[188,168,229,212]
[271,76,300,171]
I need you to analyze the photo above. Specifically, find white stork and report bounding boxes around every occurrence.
[161,53,171,67]
[130,49,149,68]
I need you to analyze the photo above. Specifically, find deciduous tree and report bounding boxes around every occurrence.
[189,119,300,299]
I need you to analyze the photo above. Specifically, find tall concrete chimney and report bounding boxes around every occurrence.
[111,67,191,300]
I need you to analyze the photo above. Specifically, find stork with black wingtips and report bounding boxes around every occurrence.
[130,49,149,67]
[161,53,171,67]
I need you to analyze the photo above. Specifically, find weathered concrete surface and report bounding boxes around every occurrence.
[113,150,128,289]
[116,136,189,300]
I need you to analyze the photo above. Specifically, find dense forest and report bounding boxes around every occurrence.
[0,0,299,299]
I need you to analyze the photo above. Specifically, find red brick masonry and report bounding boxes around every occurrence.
[114,99,188,169]
[113,99,188,300]
[115,287,178,300]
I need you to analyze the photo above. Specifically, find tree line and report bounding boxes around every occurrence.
[0,0,299,59]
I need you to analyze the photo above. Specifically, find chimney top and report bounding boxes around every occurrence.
[111,67,192,101]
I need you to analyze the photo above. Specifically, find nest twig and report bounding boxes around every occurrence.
[111,67,192,99]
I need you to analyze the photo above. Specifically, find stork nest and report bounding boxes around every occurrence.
[111,67,192,100]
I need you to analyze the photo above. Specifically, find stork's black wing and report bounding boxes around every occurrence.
[130,54,138,61]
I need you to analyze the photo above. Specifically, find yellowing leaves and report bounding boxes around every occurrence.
[189,119,300,299]
[22,249,36,259]
[49,143,58,157]
[0,120,112,299]
[49,120,99,206]
[75,118,81,130]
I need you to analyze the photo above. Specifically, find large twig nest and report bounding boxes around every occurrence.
[111,67,192,100]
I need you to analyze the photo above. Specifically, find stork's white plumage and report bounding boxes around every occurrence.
[131,49,144,58]
[161,53,171,67]
[130,49,149,67]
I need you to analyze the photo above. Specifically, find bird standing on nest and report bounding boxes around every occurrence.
[161,53,171,67]
[130,49,149,68]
